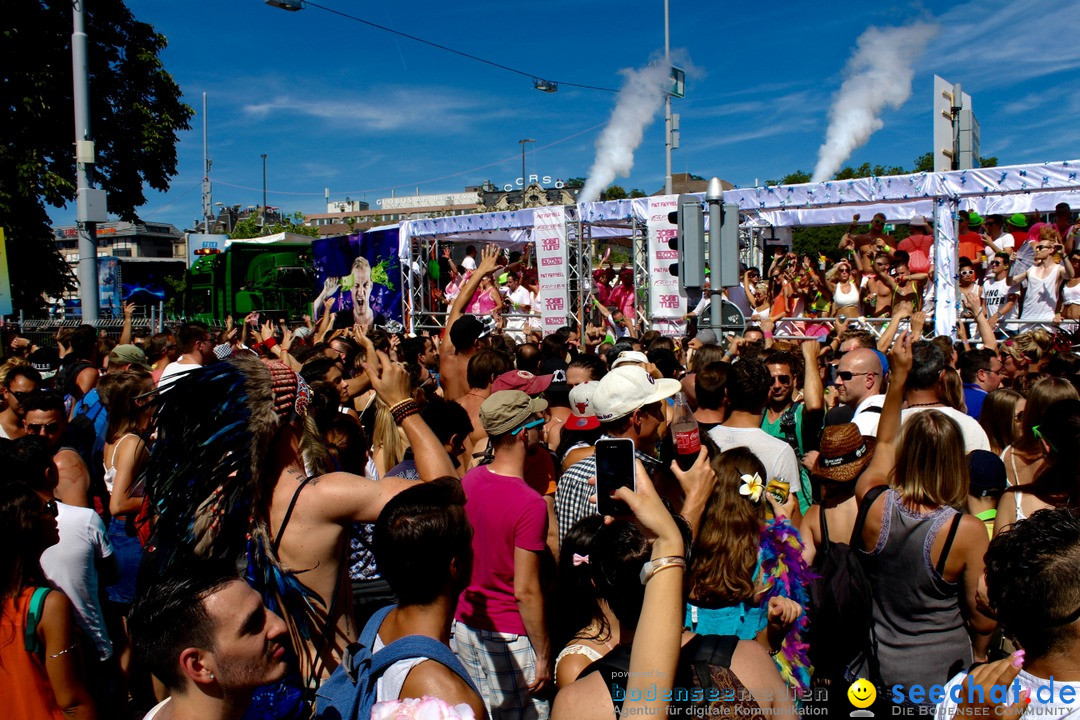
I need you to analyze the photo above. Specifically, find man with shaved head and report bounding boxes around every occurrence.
[834,347,885,436]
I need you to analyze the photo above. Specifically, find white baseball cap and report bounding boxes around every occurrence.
[611,350,649,368]
[591,366,681,422]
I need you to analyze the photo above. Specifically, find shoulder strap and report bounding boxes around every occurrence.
[371,635,479,693]
[819,503,832,552]
[851,485,888,549]
[25,587,52,653]
[358,604,395,649]
[582,645,632,710]
[934,512,963,576]
[271,475,317,554]
[861,406,883,415]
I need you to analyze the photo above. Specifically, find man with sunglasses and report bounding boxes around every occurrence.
[0,365,41,440]
[22,390,91,508]
[834,348,885,436]
[455,389,553,719]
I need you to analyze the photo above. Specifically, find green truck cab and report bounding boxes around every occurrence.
[184,242,314,323]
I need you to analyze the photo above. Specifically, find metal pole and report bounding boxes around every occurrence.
[706,179,723,333]
[72,0,99,322]
[261,153,268,234]
[202,92,211,235]
[518,139,534,200]
[663,0,672,196]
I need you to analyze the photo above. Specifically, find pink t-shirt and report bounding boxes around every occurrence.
[455,465,547,634]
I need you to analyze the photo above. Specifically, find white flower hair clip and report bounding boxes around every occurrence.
[739,473,764,503]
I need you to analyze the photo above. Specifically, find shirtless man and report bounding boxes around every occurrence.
[453,348,512,467]
[23,390,91,507]
[839,213,894,274]
[862,251,894,317]
[439,244,500,401]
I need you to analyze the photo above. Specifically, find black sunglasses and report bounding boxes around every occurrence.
[26,422,61,434]
[771,374,792,385]
[10,390,33,402]
[836,370,874,381]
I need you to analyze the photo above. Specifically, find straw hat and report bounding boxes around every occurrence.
[812,423,876,483]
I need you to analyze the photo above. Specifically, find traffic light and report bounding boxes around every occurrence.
[666,194,705,290]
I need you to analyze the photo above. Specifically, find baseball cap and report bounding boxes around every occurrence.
[591,366,681,422]
[611,350,649,369]
[567,381,601,431]
[449,315,489,352]
[968,450,1007,498]
[694,329,719,346]
[27,347,60,381]
[108,344,149,369]
[492,370,553,396]
[480,390,548,436]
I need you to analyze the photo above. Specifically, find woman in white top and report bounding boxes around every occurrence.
[825,260,861,317]
[1061,249,1080,329]
[1010,227,1073,328]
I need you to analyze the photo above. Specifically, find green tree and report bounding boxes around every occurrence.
[629,188,647,198]
[600,185,628,201]
[564,177,586,188]
[228,211,319,240]
[1,0,193,315]
[913,152,934,172]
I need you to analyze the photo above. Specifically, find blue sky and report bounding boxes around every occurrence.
[54,0,1080,230]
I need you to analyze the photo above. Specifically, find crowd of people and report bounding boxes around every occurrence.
[3,220,1080,720]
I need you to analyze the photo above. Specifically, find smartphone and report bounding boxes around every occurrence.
[595,437,636,517]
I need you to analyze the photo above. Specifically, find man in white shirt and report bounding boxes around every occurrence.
[158,322,215,389]
[834,348,885,437]
[900,341,991,452]
[504,271,534,341]
[461,244,478,272]
[708,358,802,520]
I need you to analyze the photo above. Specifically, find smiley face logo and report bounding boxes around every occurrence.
[847,678,876,709]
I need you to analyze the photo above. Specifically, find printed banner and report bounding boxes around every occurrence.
[98,257,121,315]
[313,228,403,327]
[646,196,686,336]
[533,206,570,334]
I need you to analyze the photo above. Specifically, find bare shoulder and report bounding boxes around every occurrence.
[553,671,613,720]
[402,660,487,719]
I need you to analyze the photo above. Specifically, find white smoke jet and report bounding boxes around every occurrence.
[811,22,939,182]
[579,59,671,203]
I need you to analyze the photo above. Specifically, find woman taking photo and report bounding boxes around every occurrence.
[855,333,995,700]
[0,480,96,719]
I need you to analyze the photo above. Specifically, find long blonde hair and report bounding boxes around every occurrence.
[372,398,407,476]
[687,447,767,606]
[893,410,968,510]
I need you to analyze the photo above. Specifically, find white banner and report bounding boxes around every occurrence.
[646,196,685,335]
[533,206,570,334]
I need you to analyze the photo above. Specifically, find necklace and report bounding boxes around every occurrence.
[906,401,943,408]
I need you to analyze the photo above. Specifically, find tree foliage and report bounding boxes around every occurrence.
[1,0,193,314]
[228,211,319,240]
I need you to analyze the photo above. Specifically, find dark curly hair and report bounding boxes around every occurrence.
[986,507,1080,657]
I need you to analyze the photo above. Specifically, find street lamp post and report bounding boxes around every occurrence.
[519,138,535,201]
[664,0,672,196]
[261,153,268,234]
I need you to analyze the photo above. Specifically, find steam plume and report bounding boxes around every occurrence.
[579,60,670,203]
[811,22,939,182]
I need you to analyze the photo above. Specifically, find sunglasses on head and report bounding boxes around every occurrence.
[26,422,60,434]
[511,418,544,436]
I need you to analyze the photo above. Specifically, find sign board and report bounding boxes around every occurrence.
[187,233,228,265]
[670,66,685,98]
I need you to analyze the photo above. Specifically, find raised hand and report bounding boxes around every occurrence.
[477,243,500,276]
[123,301,136,318]
[888,330,913,376]
[358,332,410,407]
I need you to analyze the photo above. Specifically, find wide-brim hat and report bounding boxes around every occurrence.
[812,423,876,483]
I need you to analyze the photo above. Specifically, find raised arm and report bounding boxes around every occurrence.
[119,301,135,345]
[856,331,911,503]
[443,244,499,342]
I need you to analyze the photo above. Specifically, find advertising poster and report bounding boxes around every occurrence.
[119,259,186,307]
[312,229,403,327]
[98,257,121,316]
[533,206,570,334]
[0,229,11,316]
[646,195,686,336]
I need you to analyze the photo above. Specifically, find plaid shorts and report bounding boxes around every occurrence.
[452,621,550,720]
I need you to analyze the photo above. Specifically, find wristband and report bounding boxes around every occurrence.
[263,337,277,350]
[390,399,420,424]
[639,555,686,585]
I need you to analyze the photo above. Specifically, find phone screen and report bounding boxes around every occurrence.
[595,438,635,517]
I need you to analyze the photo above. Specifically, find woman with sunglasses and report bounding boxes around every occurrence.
[0,481,96,719]
[982,252,1019,333]
[825,260,862,318]
[993,399,1080,537]
[1009,227,1074,331]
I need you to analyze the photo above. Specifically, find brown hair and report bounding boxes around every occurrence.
[892,410,969,510]
[979,388,1024,455]
[99,368,153,443]
[689,344,725,374]
[1016,377,1079,453]
[940,367,966,412]
[466,348,512,390]
[687,447,767,606]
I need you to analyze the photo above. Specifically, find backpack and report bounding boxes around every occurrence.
[314,604,479,720]
[806,485,884,682]
[584,634,764,718]
[56,359,94,404]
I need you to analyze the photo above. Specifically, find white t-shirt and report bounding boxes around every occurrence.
[851,393,885,437]
[157,359,202,390]
[901,405,991,453]
[143,698,170,720]
[983,276,1020,321]
[40,502,114,659]
[935,669,1080,719]
[707,425,801,493]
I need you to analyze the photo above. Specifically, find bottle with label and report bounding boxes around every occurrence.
[670,392,701,472]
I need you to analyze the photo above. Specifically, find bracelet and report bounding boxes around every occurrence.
[49,642,79,659]
[390,399,420,424]
[263,337,278,350]
[389,398,414,414]
[639,555,686,585]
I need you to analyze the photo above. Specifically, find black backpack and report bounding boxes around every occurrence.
[806,485,885,682]
[55,359,94,403]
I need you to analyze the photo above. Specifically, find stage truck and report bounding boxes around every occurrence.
[183,241,315,323]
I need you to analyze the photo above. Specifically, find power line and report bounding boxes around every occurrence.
[300,1,618,93]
